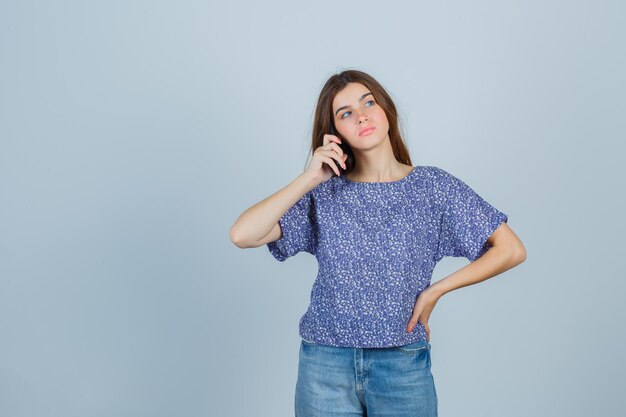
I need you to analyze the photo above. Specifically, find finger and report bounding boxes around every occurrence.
[323,143,347,162]
[323,134,341,146]
[322,156,340,176]
[320,146,346,169]
[321,150,346,170]
[326,142,345,158]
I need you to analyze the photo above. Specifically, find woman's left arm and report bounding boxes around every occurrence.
[407,222,526,339]
[430,221,526,296]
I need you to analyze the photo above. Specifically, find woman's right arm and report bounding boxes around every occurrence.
[229,134,347,249]
[229,172,320,248]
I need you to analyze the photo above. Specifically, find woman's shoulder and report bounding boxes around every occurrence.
[407,165,451,186]
[414,165,463,185]
[415,165,449,177]
[408,165,469,201]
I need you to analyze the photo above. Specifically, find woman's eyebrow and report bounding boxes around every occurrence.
[334,92,374,116]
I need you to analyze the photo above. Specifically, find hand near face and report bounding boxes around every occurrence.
[304,133,348,183]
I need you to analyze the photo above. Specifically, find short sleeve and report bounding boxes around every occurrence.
[266,190,318,261]
[432,167,508,262]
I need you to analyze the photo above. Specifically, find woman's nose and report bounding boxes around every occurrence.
[356,110,369,123]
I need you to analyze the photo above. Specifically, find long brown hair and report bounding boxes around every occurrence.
[306,69,412,174]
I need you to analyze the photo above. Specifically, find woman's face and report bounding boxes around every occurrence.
[332,82,389,150]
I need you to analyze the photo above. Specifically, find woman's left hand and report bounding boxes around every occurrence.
[406,287,441,342]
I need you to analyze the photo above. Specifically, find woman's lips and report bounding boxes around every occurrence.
[359,127,376,136]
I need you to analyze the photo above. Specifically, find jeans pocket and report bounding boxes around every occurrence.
[393,340,429,353]
[301,338,316,346]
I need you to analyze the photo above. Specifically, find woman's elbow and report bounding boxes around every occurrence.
[495,224,527,265]
[511,241,527,265]
[229,224,248,249]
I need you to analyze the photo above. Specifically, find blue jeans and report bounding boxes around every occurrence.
[295,338,438,417]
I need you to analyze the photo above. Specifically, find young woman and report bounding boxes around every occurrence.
[230,69,526,417]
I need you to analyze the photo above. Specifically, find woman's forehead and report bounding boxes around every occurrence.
[333,83,372,111]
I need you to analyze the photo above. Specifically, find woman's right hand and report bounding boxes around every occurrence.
[304,134,348,184]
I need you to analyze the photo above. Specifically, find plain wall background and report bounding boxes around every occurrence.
[1,0,624,416]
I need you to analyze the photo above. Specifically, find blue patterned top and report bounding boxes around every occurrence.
[266,165,508,348]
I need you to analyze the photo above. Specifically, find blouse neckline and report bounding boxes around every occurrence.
[339,166,418,185]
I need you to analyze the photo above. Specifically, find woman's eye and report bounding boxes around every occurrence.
[340,100,375,119]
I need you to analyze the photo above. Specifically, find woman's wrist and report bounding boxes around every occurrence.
[425,282,447,299]
[298,171,322,190]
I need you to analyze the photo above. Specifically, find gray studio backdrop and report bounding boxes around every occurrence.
[1,1,624,416]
